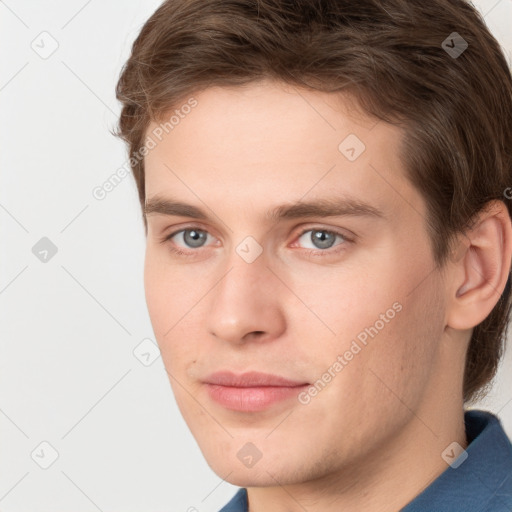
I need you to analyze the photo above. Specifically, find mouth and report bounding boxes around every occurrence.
[202,371,310,412]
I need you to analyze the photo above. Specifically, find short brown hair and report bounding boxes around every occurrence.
[113,0,512,403]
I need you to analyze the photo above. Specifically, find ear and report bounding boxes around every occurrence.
[446,200,512,330]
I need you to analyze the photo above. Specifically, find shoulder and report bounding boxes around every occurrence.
[218,488,248,512]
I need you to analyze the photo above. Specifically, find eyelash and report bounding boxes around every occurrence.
[159,225,353,259]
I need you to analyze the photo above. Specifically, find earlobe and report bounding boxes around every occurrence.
[447,200,512,330]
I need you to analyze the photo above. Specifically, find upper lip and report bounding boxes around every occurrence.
[203,371,309,387]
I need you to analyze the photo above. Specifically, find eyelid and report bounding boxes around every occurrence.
[294,225,355,243]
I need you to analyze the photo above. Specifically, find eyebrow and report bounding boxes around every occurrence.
[144,195,385,222]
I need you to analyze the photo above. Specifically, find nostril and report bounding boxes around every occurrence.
[243,331,266,341]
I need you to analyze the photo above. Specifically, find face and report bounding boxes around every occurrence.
[143,80,449,487]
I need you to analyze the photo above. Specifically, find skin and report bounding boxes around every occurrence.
[142,79,512,512]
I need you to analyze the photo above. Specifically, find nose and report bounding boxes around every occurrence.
[206,253,286,345]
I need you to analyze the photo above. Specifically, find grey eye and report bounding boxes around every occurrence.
[311,230,336,249]
[181,229,208,248]
[299,229,340,250]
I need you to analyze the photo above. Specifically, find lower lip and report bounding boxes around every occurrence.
[205,383,309,412]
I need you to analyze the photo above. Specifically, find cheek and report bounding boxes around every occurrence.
[143,250,168,337]
[280,253,403,346]
[143,248,197,365]
[144,244,201,334]
[349,269,446,416]
[295,246,445,403]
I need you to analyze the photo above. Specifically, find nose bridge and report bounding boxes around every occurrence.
[206,247,285,343]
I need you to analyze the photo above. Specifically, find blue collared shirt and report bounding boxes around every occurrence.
[218,410,512,511]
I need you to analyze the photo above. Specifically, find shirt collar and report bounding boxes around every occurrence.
[401,409,512,511]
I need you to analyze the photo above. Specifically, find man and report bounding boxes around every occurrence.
[114,0,512,510]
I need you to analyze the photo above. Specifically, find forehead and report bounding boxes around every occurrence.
[143,81,416,221]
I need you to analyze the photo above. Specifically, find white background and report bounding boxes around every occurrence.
[1,1,511,511]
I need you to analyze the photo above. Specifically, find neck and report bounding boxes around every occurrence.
[246,376,467,512]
